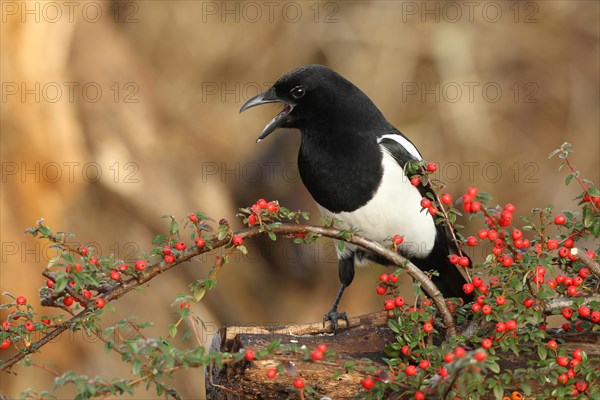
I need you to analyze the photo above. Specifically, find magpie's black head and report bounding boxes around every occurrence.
[240,65,389,142]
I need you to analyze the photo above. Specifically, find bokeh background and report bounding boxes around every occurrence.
[1,1,599,398]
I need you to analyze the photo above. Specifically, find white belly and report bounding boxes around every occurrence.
[319,151,437,261]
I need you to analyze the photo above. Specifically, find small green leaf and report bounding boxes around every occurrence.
[132,359,142,376]
[493,383,504,399]
[152,234,167,244]
[168,324,177,338]
[267,231,277,241]
[565,173,575,186]
[587,187,600,197]
[169,220,179,235]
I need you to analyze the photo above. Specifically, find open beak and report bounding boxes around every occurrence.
[240,88,293,143]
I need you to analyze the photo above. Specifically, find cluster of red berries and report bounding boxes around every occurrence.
[247,198,280,226]
[263,344,326,391]
[549,345,590,395]
[461,187,482,214]
[361,346,487,397]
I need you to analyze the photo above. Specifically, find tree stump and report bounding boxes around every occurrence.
[206,311,600,399]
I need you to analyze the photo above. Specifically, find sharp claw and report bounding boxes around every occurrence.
[323,309,349,334]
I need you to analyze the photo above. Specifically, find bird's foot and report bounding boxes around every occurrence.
[323,308,349,334]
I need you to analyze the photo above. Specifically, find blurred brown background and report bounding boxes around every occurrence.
[1,1,598,398]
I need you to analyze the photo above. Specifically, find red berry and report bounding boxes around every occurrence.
[477,229,488,239]
[419,359,430,369]
[463,283,474,295]
[94,298,106,309]
[46,279,54,288]
[591,311,600,323]
[501,257,513,267]
[266,368,277,379]
[576,380,588,393]
[256,199,267,209]
[512,229,523,240]
[423,322,433,333]
[572,348,583,361]
[135,260,147,271]
[392,234,404,245]
[293,377,304,389]
[110,270,121,281]
[389,274,399,283]
[405,365,417,376]
[546,340,558,350]
[2,321,10,331]
[547,280,557,290]
[16,296,27,305]
[410,176,421,186]
[244,349,255,361]
[401,345,412,356]
[523,297,534,308]
[554,214,566,225]
[474,350,487,362]
[376,286,386,295]
[578,268,590,279]
[23,321,34,332]
[454,347,466,358]
[470,201,482,213]
[63,296,74,306]
[556,356,569,367]
[361,377,374,390]
[82,290,92,299]
[495,322,506,333]
[247,215,257,226]
[466,236,477,246]
[449,254,459,264]
[578,306,590,318]
[164,254,175,264]
[547,239,559,250]
[193,238,205,248]
[232,235,243,246]
[566,285,578,296]
[495,296,505,305]
[415,392,425,400]
[505,319,517,331]
[482,338,493,349]
[557,373,568,385]
[379,273,389,283]
[458,256,470,267]
[420,198,432,209]
[189,213,198,223]
[384,300,395,311]
[394,296,405,307]
[426,162,437,172]
[558,247,569,258]
[482,305,492,315]
[472,276,483,287]
[266,201,279,213]
[175,241,186,251]
[443,352,454,363]
[0,339,10,349]
[471,303,482,313]
[80,246,89,256]
[316,344,327,353]
[440,193,452,205]
[117,263,128,272]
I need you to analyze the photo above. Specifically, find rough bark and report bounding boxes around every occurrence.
[206,311,600,399]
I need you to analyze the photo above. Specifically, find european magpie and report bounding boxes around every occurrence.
[240,65,472,331]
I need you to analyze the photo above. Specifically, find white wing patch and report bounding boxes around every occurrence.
[378,134,422,160]
[319,152,436,260]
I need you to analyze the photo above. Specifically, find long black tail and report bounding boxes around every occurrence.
[410,225,474,305]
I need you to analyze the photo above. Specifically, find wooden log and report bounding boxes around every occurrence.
[206,311,600,399]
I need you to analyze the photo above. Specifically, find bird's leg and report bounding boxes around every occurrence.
[323,255,354,333]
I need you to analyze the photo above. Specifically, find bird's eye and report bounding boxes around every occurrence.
[291,86,305,99]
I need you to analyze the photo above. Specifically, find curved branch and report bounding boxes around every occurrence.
[1,222,456,372]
